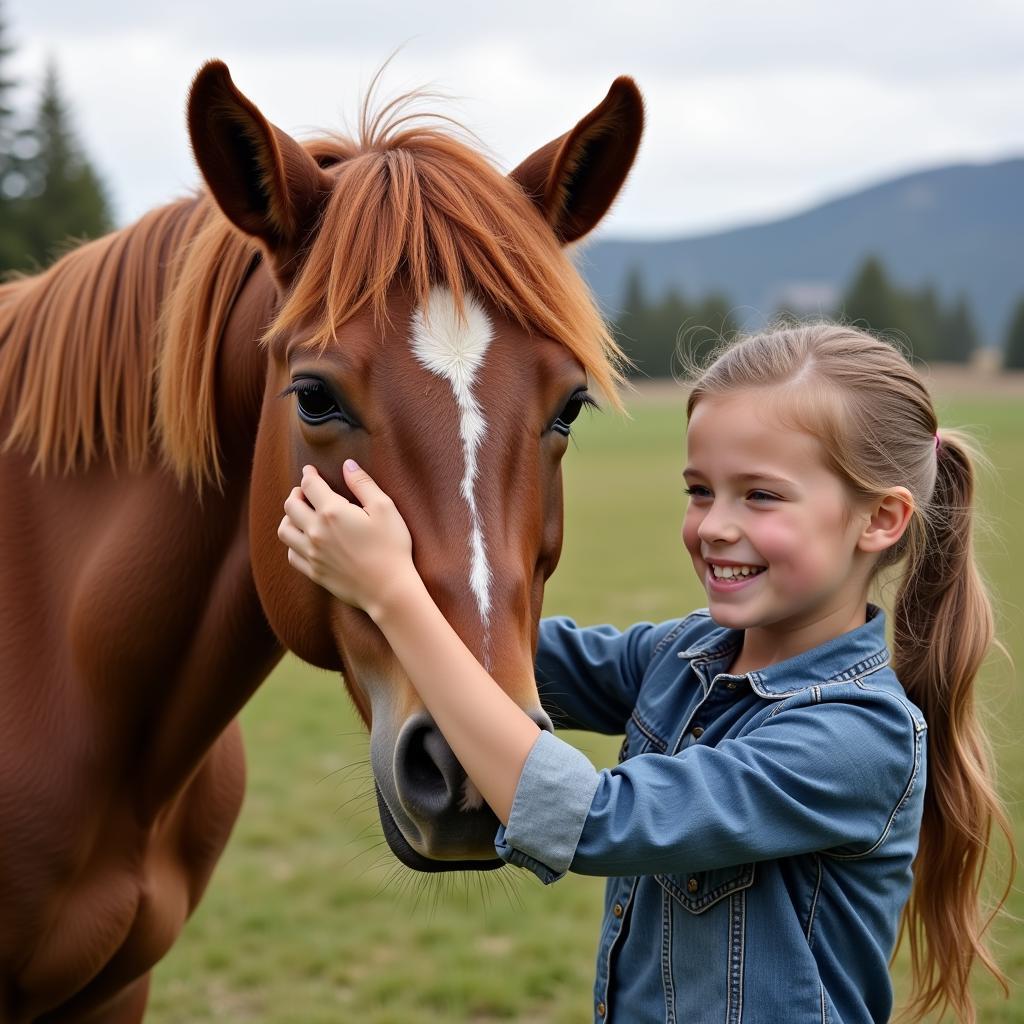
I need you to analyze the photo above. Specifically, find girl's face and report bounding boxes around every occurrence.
[681,390,873,633]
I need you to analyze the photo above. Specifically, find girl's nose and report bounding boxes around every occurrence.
[697,505,741,544]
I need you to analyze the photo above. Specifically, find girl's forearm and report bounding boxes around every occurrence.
[373,575,541,824]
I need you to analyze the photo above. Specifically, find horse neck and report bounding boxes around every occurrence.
[0,211,284,821]
[132,262,283,815]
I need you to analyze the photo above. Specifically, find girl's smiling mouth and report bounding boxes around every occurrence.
[706,561,767,592]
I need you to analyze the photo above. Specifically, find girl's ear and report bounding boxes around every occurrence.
[509,77,644,244]
[187,60,334,283]
[857,487,915,555]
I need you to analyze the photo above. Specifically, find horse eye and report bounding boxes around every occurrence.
[294,381,339,423]
[559,395,585,425]
[552,389,595,436]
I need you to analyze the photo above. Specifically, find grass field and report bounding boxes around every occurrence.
[148,390,1023,1023]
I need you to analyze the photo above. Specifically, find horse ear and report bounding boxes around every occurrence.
[510,77,643,245]
[187,61,332,273]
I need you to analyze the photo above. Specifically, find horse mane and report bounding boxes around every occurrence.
[1,102,626,492]
[0,196,257,484]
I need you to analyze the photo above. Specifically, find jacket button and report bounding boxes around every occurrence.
[597,1001,607,1017]
[613,902,624,918]
[687,876,699,893]
[691,726,704,739]
[727,681,738,690]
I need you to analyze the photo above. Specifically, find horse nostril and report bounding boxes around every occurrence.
[420,728,455,786]
[397,718,461,818]
[395,707,553,821]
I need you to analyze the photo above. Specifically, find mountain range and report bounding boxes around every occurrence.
[578,156,1024,348]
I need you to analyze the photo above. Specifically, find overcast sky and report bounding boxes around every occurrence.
[6,1,1024,238]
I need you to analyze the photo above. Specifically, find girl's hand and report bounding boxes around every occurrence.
[277,460,420,620]
[281,464,538,828]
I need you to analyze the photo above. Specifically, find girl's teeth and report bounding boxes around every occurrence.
[712,565,764,579]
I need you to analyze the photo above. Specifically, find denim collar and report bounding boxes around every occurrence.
[677,603,891,699]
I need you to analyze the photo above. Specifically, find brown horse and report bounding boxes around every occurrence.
[0,62,642,1021]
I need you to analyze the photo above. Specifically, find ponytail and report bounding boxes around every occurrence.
[891,428,1015,1023]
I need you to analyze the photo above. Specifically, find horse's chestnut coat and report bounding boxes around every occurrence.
[0,60,642,1020]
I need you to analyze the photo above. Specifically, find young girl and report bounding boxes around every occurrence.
[278,323,1013,1023]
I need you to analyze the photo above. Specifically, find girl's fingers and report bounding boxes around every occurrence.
[300,465,347,511]
[342,459,388,509]
[286,544,316,581]
[283,486,315,530]
[277,515,313,560]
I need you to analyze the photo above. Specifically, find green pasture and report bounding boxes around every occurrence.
[150,390,1023,1023]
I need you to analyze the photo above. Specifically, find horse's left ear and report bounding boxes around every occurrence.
[510,77,643,244]
[187,60,333,279]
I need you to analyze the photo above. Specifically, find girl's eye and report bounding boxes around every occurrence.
[280,379,359,427]
[682,486,777,502]
[551,389,597,437]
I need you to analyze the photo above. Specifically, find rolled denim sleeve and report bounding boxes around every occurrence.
[497,694,923,882]
[495,730,600,882]
[536,616,690,734]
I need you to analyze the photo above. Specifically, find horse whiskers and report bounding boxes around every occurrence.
[338,818,388,855]
[316,758,372,785]
[339,837,390,876]
[325,771,536,915]
[333,786,379,817]
[369,856,409,896]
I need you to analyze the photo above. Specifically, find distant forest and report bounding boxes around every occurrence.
[615,255,1024,376]
[2,2,1023,371]
[0,5,112,274]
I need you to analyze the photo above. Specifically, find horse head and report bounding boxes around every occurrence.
[186,62,643,870]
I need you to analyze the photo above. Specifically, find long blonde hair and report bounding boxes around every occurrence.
[681,322,1015,1023]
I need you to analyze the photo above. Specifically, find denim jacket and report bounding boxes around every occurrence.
[495,604,927,1024]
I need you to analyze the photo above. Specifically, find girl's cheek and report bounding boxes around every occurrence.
[681,509,702,558]
[757,520,829,591]
[750,521,800,568]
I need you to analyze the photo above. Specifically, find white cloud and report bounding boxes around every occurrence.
[6,0,1024,235]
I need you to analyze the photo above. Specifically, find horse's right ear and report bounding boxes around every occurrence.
[187,61,332,278]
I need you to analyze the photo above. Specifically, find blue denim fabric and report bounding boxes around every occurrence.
[495,604,926,1024]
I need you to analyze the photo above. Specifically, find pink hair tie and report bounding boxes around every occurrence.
[935,431,941,451]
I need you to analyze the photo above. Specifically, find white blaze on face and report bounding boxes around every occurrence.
[410,286,494,650]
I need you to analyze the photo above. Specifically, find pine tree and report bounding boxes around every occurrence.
[615,267,655,377]
[0,2,17,180]
[616,267,647,338]
[18,60,113,267]
[937,295,979,364]
[613,269,740,379]
[673,292,732,372]
[903,284,942,361]
[1003,296,1024,370]
[839,256,902,340]
[0,1,28,269]
[647,286,689,378]
[838,257,950,360]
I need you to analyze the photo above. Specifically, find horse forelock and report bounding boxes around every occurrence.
[263,124,625,405]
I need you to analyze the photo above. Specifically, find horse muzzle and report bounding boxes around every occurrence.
[373,709,553,871]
